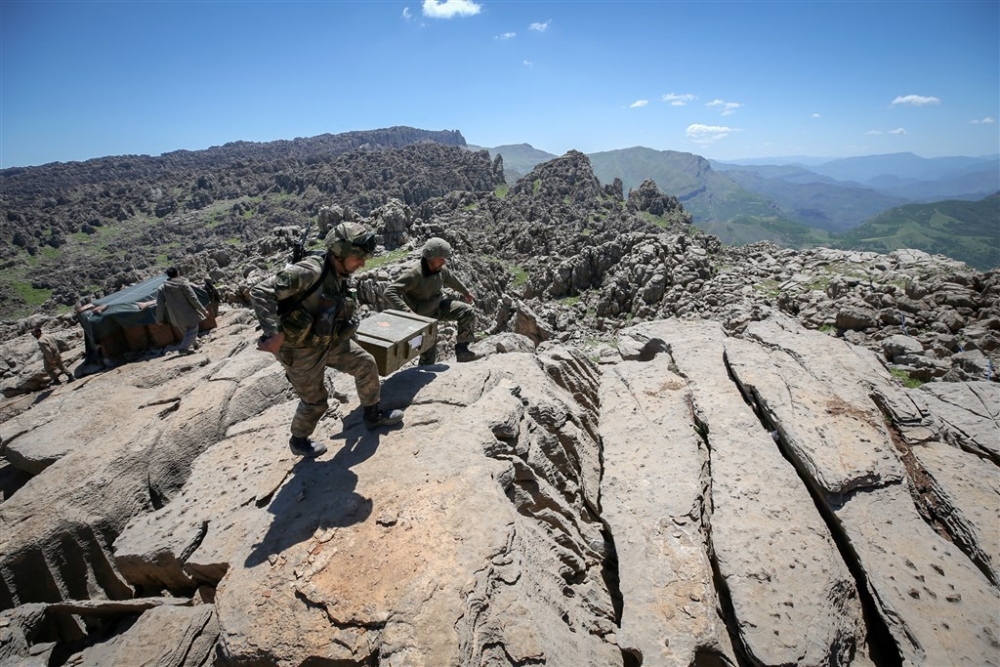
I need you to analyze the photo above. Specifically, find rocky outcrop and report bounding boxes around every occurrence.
[0,134,498,317]
[1,308,996,665]
[1,127,998,666]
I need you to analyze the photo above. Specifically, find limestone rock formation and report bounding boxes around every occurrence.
[1,132,997,666]
[1,306,997,666]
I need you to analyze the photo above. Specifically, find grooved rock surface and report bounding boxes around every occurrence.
[1,310,997,666]
[734,315,1000,667]
[214,350,620,666]
[600,355,739,666]
[614,320,871,666]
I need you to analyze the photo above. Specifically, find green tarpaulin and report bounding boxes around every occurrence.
[78,275,213,361]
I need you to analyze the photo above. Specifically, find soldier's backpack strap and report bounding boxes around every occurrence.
[277,253,330,317]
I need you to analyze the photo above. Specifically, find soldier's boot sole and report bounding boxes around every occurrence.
[289,436,327,458]
[364,409,404,430]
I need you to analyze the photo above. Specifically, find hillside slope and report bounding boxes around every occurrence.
[832,193,1000,271]
[1,135,997,664]
[0,129,501,319]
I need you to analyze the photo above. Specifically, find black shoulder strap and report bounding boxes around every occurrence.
[278,253,330,316]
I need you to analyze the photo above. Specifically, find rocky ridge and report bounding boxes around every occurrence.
[1,309,997,666]
[0,128,491,318]
[0,139,997,666]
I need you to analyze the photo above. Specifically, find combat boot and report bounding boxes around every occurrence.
[364,403,404,430]
[418,345,437,366]
[289,435,328,458]
[455,343,480,363]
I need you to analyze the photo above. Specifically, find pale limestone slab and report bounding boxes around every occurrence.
[835,483,1000,667]
[66,604,218,667]
[725,335,905,495]
[215,352,622,666]
[908,439,1000,586]
[918,382,1000,462]
[624,320,872,666]
[600,357,738,666]
[730,317,1000,665]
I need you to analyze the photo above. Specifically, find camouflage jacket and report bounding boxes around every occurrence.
[250,254,356,348]
[384,259,470,317]
[36,334,62,364]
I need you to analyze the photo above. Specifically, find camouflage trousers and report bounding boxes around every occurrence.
[419,299,477,365]
[43,357,71,383]
[436,299,476,344]
[276,338,381,438]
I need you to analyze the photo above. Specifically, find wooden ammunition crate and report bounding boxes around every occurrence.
[355,309,438,376]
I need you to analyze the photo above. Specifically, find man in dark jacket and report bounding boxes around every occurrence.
[156,267,208,355]
[250,222,404,458]
[384,237,479,364]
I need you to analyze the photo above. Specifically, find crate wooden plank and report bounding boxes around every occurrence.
[355,310,437,376]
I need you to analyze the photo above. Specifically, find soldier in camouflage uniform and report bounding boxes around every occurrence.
[251,222,404,458]
[384,237,480,364]
[32,327,74,385]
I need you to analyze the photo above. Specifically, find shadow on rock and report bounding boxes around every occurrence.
[243,447,373,567]
[243,368,438,567]
[380,364,445,408]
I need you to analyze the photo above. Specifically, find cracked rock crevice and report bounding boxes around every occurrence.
[722,349,904,667]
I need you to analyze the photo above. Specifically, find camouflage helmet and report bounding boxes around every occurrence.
[422,237,452,260]
[325,222,376,260]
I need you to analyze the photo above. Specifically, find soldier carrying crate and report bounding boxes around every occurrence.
[384,237,481,365]
[251,222,404,458]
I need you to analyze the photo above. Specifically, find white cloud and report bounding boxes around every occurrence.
[402,7,412,20]
[867,130,883,136]
[812,113,821,118]
[686,124,739,144]
[888,128,907,135]
[422,0,481,19]
[529,20,551,32]
[496,32,516,40]
[630,100,649,108]
[891,94,940,107]
[662,93,697,106]
[523,60,533,68]
[706,99,743,116]
[971,117,996,124]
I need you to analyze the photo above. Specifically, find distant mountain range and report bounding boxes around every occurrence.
[472,144,999,269]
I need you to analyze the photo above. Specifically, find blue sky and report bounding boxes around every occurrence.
[2,0,997,168]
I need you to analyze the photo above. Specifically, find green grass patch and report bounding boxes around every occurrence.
[805,275,831,291]
[206,211,228,229]
[532,179,541,195]
[509,263,529,287]
[494,185,509,199]
[890,367,924,389]
[366,248,410,269]
[753,278,781,298]
[12,281,52,309]
[639,211,670,228]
